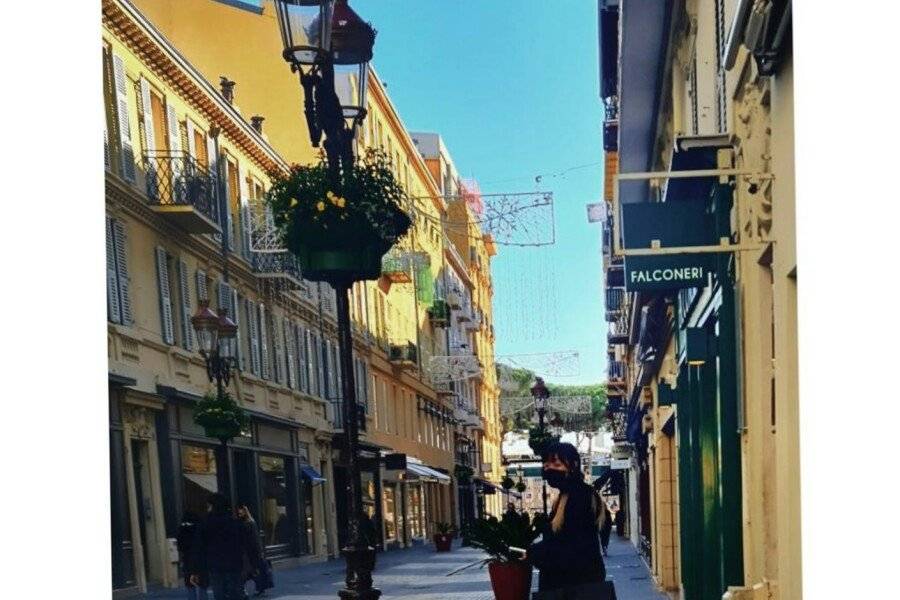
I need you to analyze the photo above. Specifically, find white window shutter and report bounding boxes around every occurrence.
[232,289,243,370]
[284,319,296,389]
[155,247,175,345]
[139,78,155,151]
[165,103,183,202]
[216,279,229,314]
[111,54,135,182]
[315,334,325,398]
[104,126,111,172]
[186,119,196,159]
[113,219,133,325]
[258,303,269,379]
[296,324,308,393]
[106,216,121,324]
[272,314,282,384]
[247,299,261,376]
[196,269,208,302]
[222,163,235,250]
[178,259,193,351]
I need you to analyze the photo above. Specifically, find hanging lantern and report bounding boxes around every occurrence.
[331,0,375,132]
[275,0,336,69]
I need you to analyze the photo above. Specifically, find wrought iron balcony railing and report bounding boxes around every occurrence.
[608,360,626,385]
[603,119,619,152]
[389,342,418,368]
[606,288,626,320]
[143,151,220,233]
[251,252,304,289]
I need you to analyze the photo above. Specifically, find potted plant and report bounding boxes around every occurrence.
[266,149,412,283]
[515,479,527,494]
[193,391,248,442]
[501,476,515,491]
[433,521,455,552]
[462,512,547,600]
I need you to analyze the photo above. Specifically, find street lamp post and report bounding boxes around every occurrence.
[530,377,550,514]
[274,3,378,598]
[191,300,238,495]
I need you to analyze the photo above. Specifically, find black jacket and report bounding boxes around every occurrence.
[528,480,606,592]
[176,520,206,586]
[193,511,260,575]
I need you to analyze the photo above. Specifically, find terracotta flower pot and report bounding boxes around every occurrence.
[433,534,453,552]
[487,561,532,600]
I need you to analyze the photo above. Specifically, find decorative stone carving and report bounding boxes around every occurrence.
[123,404,156,440]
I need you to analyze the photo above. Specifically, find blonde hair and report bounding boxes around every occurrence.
[550,490,607,533]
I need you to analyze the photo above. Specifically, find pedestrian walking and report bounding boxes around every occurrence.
[236,503,270,598]
[525,442,614,600]
[177,511,208,600]
[504,502,518,519]
[191,493,261,600]
[598,499,612,557]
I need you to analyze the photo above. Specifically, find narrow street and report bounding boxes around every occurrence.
[140,535,665,600]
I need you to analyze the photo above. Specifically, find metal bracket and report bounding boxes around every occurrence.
[612,169,774,257]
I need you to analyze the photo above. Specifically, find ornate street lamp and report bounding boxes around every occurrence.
[274,3,379,597]
[191,300,241,497]
[530,376,551,514]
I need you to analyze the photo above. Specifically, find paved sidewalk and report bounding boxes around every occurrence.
[141,534,666,599]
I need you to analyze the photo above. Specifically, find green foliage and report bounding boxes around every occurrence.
[434,521,455,536]
[193,392,248,443]
[515,480,527,493]
[528,426,560,458]
[501,476,515,490]
[462,512,546,563]
[266,149,412,254]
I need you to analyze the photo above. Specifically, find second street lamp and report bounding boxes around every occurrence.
[530,376,551,514]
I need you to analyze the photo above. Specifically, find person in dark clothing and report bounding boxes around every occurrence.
[236,504,266,598]
[526,442,607,595]
[191,494,261,600]
[177,512,209,600]
[598,499,613,557]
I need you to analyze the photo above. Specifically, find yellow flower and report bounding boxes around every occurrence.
[336,197,346,208]
[316,201,326,212]
[290,198,299,208]
[326,191,336,200]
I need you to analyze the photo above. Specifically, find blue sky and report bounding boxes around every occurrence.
[352,0,607,385]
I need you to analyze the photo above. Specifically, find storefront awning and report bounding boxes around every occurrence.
[183,473,218,494]
[406,462,451,485]
[300,465,326,484]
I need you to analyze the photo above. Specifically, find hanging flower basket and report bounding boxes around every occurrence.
[193,391,249,444]
[501,476,515,491]
[515,480,527,494]
[527,426,560,459]
[266,150,412,284]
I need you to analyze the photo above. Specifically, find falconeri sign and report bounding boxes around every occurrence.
[621,198,716,292]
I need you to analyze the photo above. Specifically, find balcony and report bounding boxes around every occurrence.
[427,300,451,328]
[389,342,418,369]
[606,262,625,288]
[608,360,627,398]
[381,251,412,283]
[606,288,625,321]
[251,252,304,289]
[446,287,463,310]
[143,151,220,233]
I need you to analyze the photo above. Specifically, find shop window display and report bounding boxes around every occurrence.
[383,486,397,541]
[181,445,217,517]
[259,455,292,548]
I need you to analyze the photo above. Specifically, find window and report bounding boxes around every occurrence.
[176,258,194,351]
[109,51,136,182]
[181,445,218,517]
[383,485,398,541]
[258,455,292,549]
[106,215,132,325]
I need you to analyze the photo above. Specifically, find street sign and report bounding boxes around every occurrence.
[621,198,717,292]
[624,254,712,292]
[587,203,606,223]
[611,458,631,470]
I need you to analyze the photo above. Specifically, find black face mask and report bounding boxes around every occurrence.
[542,468,569,489]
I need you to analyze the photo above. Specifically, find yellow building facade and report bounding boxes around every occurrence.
[107,1,504,592]
[600,0,796,598]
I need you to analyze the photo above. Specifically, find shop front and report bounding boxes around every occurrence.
[156,387,323,569]
[332,439,384,551]
[404,459,451,542]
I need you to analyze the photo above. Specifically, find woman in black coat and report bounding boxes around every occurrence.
[527,442,607,595]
